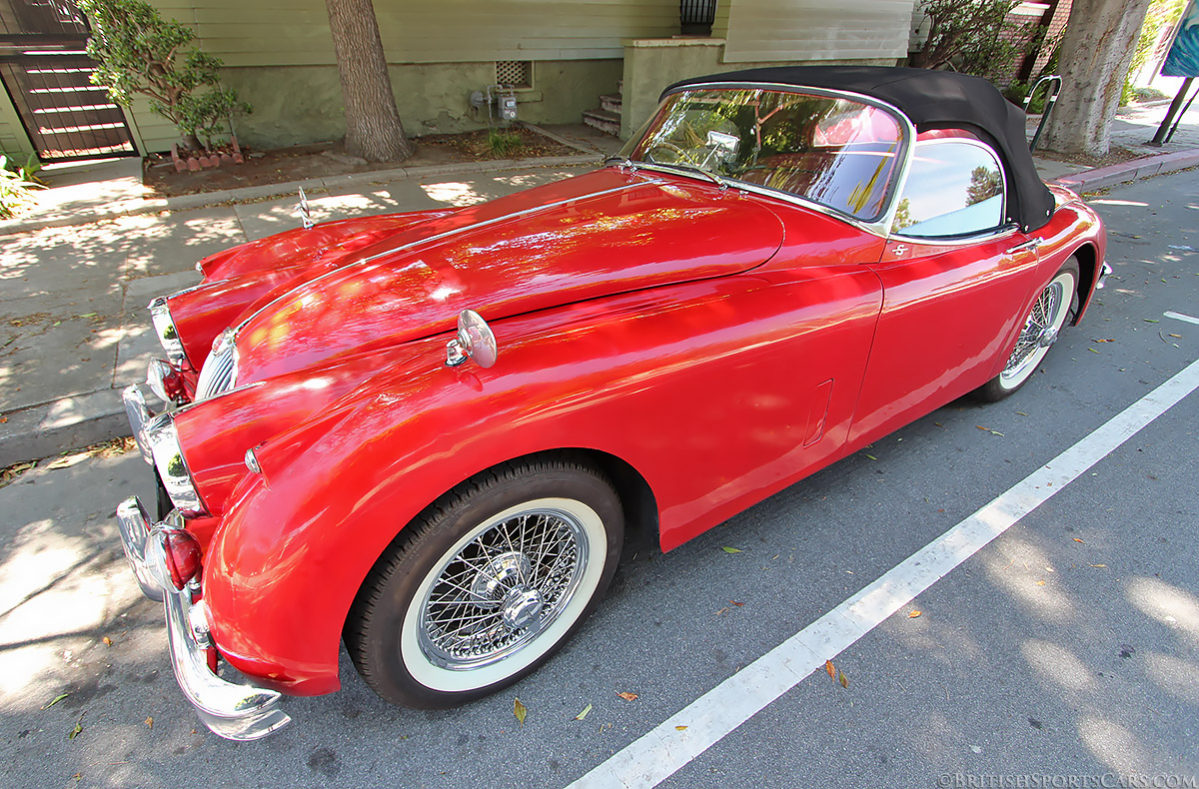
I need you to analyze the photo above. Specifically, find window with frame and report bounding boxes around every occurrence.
[891,139,1006,238]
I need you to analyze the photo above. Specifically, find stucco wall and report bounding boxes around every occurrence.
[131,59,625,153]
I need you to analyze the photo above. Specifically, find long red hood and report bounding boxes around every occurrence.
[212,169,785,384]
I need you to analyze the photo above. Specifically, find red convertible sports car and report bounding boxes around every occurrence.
[115,66,1107,740]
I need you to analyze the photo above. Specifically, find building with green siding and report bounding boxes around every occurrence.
[1,0,916,162]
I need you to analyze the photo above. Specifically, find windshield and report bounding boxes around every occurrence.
[620,87,904,222]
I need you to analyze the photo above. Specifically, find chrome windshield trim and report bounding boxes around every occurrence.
[632,81,917,238]
[230,181,647,339]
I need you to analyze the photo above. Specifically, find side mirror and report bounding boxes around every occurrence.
[445,310,498,369]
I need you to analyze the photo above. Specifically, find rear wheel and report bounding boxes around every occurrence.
[976,259,1078,402]
[345,459,623,708]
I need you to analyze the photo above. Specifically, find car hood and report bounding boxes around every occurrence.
[230,169,785,384]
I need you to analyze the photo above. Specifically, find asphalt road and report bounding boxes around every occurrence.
[1,170,1196,789]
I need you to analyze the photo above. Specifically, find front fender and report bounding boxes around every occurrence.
[202,267,882,694]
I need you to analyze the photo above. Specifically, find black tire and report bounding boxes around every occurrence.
[345,459,624,709]
[976,258,1079,402]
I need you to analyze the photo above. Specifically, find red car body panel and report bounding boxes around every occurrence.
[161,167,1104,697]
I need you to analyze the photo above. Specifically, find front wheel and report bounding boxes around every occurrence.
[345,459,624,708]
[976,259,1079,402]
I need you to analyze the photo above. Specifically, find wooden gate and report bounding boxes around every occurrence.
[0,0,136,161]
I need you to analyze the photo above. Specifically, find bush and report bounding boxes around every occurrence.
[76,0,250,150]
[910,0,1048,85]
[0,154,45,219]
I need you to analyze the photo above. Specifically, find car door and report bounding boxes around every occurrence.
[850,136,1042,443]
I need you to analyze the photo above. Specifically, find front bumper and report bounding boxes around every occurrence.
[116,496,292,741]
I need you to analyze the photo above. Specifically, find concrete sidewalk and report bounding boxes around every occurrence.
[1,113,1197,468]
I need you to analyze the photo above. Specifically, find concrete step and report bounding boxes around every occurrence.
[582,109,621,137]
[600,94,622,114]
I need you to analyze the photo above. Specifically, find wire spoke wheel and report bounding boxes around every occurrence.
[977,259,1078,401]
[418,507,588,670]
[346,460,623,708]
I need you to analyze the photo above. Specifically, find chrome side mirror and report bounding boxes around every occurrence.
[298,187,313,230]
[445,309,498,369]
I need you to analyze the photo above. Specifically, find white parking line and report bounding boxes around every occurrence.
[569,355,1199,789]
[1165,311,1199,326]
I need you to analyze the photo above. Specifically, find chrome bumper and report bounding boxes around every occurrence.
[116,496,292,741]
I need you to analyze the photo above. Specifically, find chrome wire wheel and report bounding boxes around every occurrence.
[977,261,1078,401]
[346,461,622,707]
[415,505,590,671]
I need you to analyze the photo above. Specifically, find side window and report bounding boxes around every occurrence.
[891,139,1006,238]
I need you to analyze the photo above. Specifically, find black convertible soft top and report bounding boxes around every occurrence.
[663,66,1054,232]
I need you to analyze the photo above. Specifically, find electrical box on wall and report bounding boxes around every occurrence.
[471,85,518,124]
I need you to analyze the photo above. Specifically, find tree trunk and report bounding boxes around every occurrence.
[325,0,413,162]
[1038,0,1154,157]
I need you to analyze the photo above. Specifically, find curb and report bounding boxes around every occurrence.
[1047,148,1199,192]
[0,153,602,237]
[0,389,126,468]
[3,146,1197,469]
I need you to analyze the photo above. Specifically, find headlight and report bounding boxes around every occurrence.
[149,297,189,366]
[144,413,208,516]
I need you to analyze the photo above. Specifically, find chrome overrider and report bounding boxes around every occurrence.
[117,386,292,741]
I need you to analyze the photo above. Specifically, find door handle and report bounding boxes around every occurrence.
[1005,238,1041,254]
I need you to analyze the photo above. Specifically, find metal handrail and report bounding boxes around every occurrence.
[1024,75,1062,153]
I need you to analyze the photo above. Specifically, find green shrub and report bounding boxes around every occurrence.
[76,0,250,150]
[487,130,524,157]
[0,154,45,219]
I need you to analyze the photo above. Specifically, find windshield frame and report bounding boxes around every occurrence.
[619,82,917,238]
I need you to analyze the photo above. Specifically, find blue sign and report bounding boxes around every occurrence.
[1163,0,1199,77]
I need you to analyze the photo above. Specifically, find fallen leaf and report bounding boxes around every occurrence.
[1169,333,1182,339]
[715,607,729,616]
[721,546,742,554]
[729,600,744,607]
[41,693,69,710]
[864,453,878,461]
[1016,411,1028,416]
[513,697,527,726]
[825,660,836,679]
[1144,318,1160,323]
[102,636,112,647]
[144,716,153,728]
[616,691,638,701]
[838,671,849,689]
[908,610,922,618]
[78,312,97,318]
[1088,347,1100,353]
[1073,537,1084,543]
[1092,338,1115,343]
[1035,580,1046,586]
[675,725,688,731]
[0,416,6,423]
[1089,564,1107,568]
[574,703,592,721]
[68,713,84,740]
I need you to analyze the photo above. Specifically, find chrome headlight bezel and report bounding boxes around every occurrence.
[149,297,189,366]
[144,414,208,516]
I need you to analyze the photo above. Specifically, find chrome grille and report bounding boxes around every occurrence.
[195,334,237,400]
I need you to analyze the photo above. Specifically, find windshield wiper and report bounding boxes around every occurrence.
[604,154,636,168]
[660,163,729,190]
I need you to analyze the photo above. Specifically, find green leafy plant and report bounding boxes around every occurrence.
[910,0,1048,84]
[76,0,250,150]
[1122,0,1187,105]
[486,130,524,157]
[0,154,46,219]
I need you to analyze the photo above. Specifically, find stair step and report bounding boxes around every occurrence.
[582,108,621,136]
[600,94,622,114]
